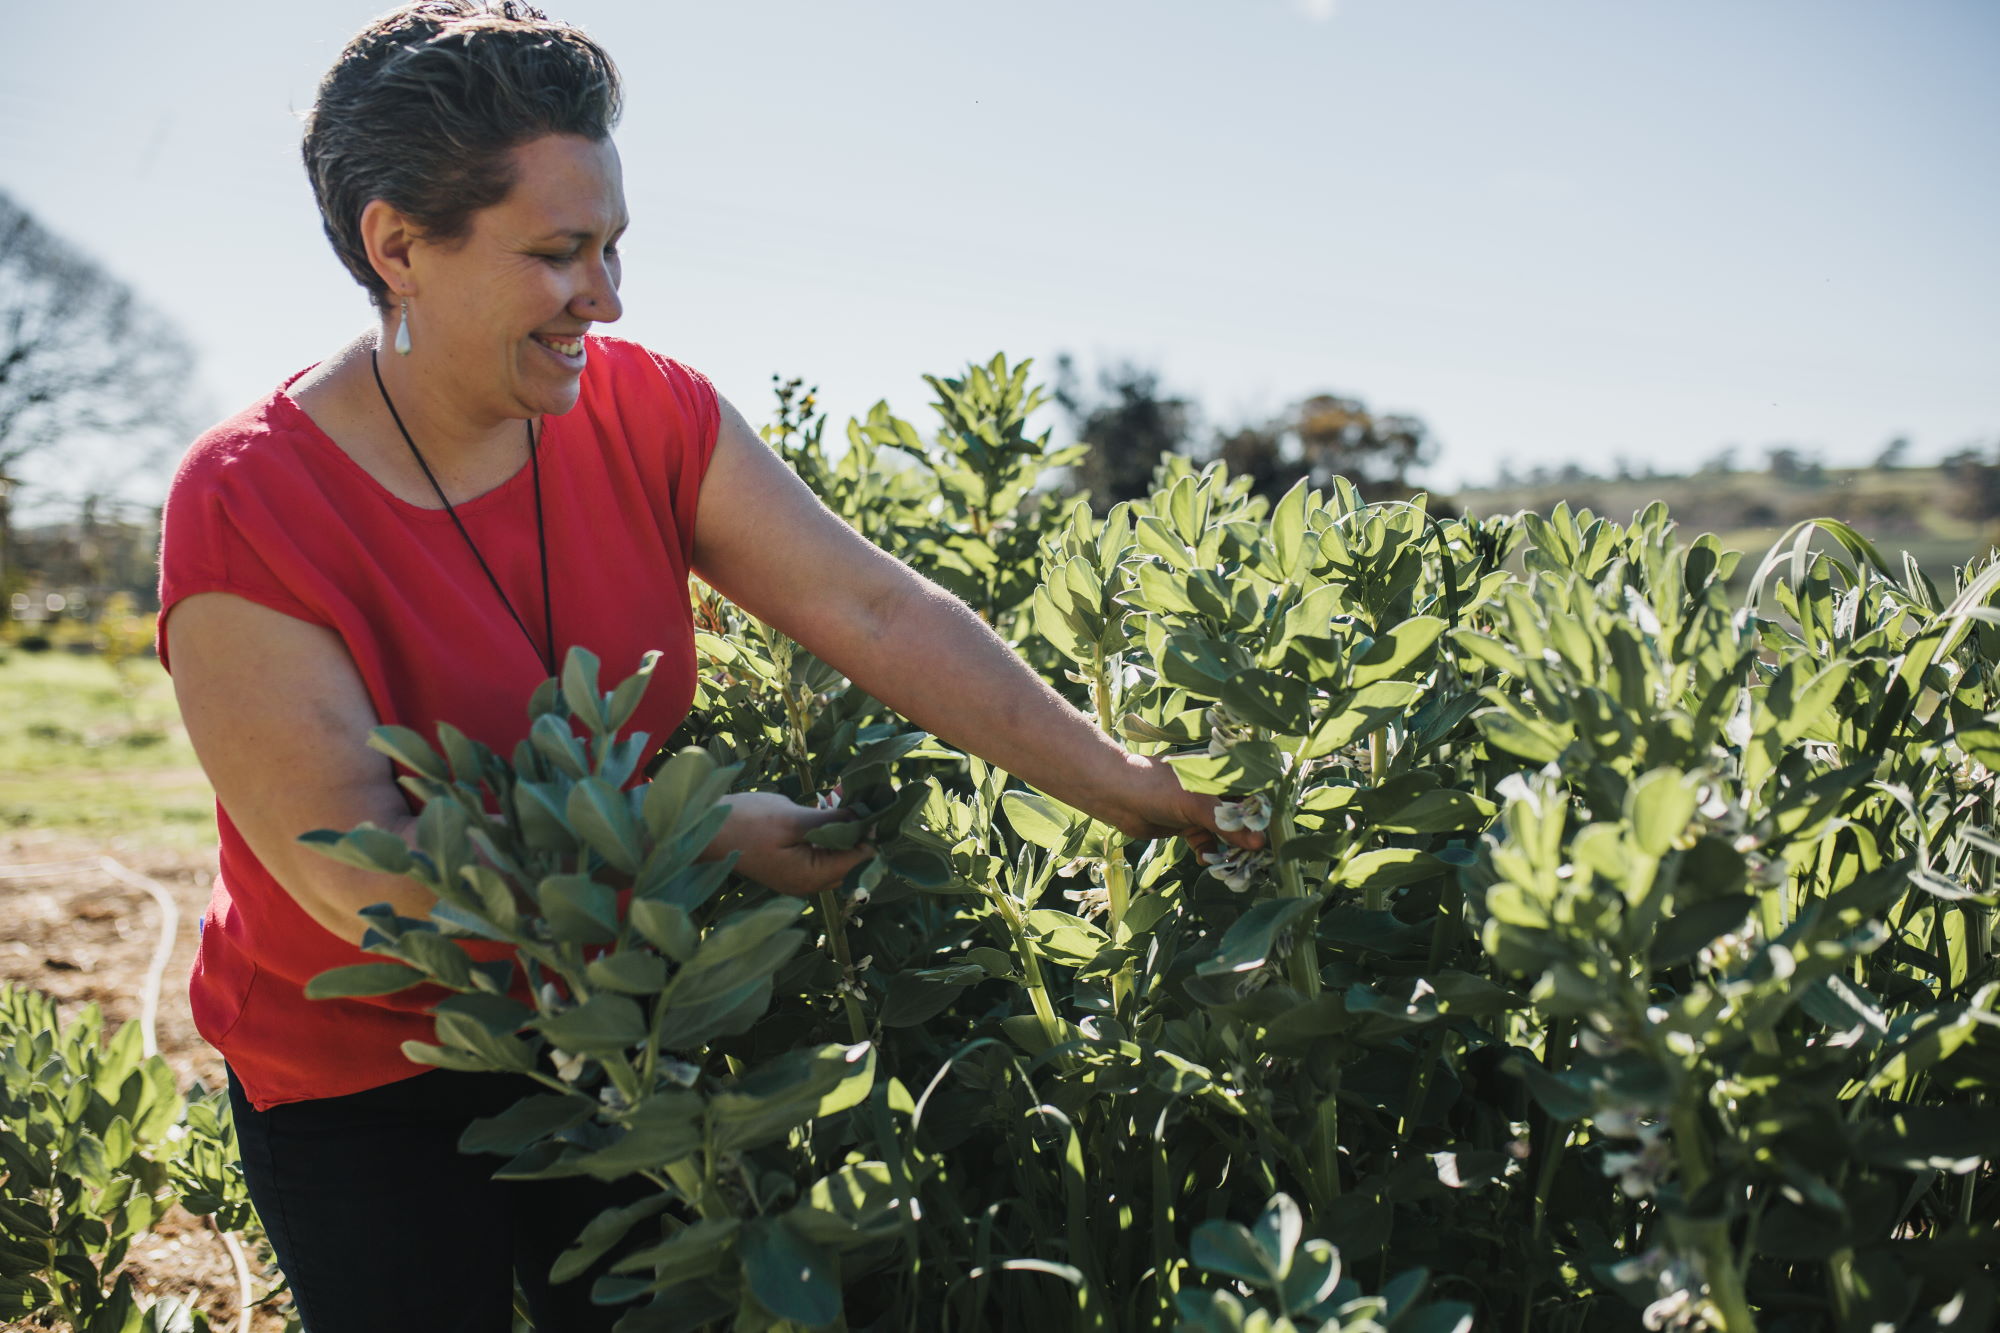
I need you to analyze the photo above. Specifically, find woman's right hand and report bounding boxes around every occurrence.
[706,792,876,899]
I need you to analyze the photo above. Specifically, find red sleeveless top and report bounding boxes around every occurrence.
[155,335,719,1110]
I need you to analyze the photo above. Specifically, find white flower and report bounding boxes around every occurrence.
[1214,791,1273,833]
[1063,882,1112,920]
[538,981,564,1012]
[1601,1131,1674,1197]
[597,1083,629,1112]
[1205,704,1256,756]
[1233,967,1275,1000]
[1199,845,1272,893]
[552,1049,589,1084]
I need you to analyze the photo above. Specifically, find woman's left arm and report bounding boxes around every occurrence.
[689,392,1264,856]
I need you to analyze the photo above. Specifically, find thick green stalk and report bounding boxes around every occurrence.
[1667,1087,1757,1332]
[1306,1087,1343,1209]
[985,879,1065,1050]
[819,888,870,1044]
[1271,789,1322,999]
[1090,646,1135,1013]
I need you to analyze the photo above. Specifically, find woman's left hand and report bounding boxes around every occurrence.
[1099,754,1268,859]
[704,792,877,899]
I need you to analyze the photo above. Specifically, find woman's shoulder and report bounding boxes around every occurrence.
[584,335,716,401]
[169,371,327,499]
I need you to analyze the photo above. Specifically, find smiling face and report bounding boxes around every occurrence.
[398,132,628,423]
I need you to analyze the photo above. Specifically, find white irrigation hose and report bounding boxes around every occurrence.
[0,854,180,1058]
[95,857,180,1060]
[210,1214,256,1333]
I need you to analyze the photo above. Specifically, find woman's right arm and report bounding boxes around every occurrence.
[166,591,444,948]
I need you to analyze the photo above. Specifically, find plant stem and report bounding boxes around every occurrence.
[820,888,868,1040]
[1667,1087,1757,1332]
[1272,803,1322,999]
[986,878,1065,1051]
[1090,647,1136,1014]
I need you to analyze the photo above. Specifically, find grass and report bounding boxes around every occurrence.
[0,646,217,850]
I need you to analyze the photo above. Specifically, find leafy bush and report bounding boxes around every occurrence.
[0,985,262,1332]
[279,355,1996,1331]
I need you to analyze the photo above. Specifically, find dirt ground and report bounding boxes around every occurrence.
[1,826,295,1333]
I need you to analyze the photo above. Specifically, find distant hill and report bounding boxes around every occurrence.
[1449,463,2000,581]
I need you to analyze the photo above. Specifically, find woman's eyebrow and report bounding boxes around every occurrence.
[531,221,630,242]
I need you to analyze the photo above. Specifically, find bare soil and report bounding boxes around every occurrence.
[1,827,295,1332]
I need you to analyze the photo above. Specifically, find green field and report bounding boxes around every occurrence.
[0,647,216,849]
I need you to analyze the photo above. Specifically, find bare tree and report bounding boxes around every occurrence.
[0,188,200,595]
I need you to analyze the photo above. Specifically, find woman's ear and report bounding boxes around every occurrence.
[358,198,419,299]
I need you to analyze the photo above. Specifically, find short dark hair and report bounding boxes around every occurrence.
[302,1,622,311]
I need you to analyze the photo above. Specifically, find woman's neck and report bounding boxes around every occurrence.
[288,331,536,508]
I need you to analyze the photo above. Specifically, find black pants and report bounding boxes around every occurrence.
[225,1060,659,1332]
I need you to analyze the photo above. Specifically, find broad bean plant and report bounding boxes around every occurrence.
[285,357,1994,1332]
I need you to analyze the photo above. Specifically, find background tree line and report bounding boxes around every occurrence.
[1049,353,1440,515]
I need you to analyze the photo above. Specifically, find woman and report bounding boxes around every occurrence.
[158,2,1264,1328]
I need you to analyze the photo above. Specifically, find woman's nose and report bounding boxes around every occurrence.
[577,260,622,323]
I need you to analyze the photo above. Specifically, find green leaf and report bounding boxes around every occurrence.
[740,1217,841,1327]
[1627,768,1700,859]
[548,1192,676,1285]
[303,962,428,1000]
[1197,898,1312,979]
[791,1161,907,1247]
[1024,909,1112,967]
[629,900,698,961]
[1001,789,1078,852]
[539,874,619,945]
[878,969,978,1027]
[570,1093,705,1181]
[1220,669,1313,733]
[513,780,580,853]
[366,725,448,780]
[1650,895,1755,966]
[568,777,643,875]
[642,746,723,840]
[1271,478,1310,580]
[460,1092,598,1156]
[562,647,607,732]
[707,1043,876,1154]
[1336,849,1443,890]
[604,650,662,735]
[607,1216,741,1281]
[585,950,670,995]
[537,993,648,1053]
[1371,790,1494,835]
[1190,1218,1279,1289]
[297,825,415,876]
[1350,616,1446,688]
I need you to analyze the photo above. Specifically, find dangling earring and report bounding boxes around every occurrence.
[394,300,413,356]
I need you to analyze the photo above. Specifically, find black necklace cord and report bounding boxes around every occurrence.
[369,347,556,677]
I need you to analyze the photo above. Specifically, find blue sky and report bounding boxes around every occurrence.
[4,0,1995,518]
